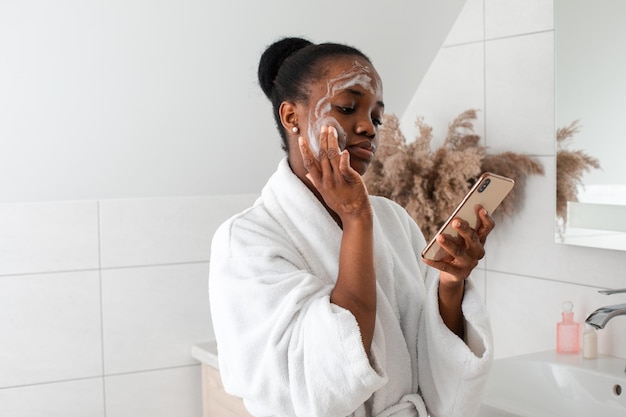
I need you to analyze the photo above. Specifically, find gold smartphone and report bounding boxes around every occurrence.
[421,172,515,261]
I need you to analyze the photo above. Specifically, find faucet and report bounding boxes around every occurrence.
[585,302,626,329]
[586,287,626,329]
[585,288,626,373]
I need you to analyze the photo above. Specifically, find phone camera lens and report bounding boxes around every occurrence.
[478,178,491,193]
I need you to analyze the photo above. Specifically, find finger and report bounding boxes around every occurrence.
[451,218,479,247]
[476,207,495,241]
[422,255,466,281]
[299,136,321,183]
[451,218,486,260]
[339,149,358,182]
[326,126,341,161]
[435,233,463,261]
[438,232,483,272]
[317,125,330,162]
[425,232,479,282]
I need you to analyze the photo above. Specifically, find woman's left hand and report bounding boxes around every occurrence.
[422,206,495,286]
[422,206,495,337]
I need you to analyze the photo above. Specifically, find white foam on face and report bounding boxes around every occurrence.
[306,61,381,158]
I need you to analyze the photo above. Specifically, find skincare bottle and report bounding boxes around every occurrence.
[583,324,598,359]
[556,300,579,354]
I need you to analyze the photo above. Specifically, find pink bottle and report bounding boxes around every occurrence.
[557,300,580,354]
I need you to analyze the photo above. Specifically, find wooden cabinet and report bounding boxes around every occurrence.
[193,341,253,417]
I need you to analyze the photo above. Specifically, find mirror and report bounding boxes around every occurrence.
[555,0,626,250]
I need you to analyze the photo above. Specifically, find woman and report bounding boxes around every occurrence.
[209,37,493,417]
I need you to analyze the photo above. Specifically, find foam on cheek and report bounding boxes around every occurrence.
[307,61,379,158]
[307,116,347,158]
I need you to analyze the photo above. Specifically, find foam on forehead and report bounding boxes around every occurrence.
[314,60,380,118]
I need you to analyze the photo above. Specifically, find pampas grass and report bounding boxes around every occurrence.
[555,120,601,235]
[364,109,545,239]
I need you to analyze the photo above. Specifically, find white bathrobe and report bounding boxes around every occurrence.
[209,158,493,417]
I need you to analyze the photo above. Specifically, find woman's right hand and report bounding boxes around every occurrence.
[299,125,377,356]
[298,125,372,223]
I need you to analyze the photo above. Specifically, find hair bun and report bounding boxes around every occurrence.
[258,37,312,99]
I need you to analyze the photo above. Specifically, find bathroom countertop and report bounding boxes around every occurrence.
[191,339,219,369]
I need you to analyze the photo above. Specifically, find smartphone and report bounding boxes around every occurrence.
[421,172,515,261]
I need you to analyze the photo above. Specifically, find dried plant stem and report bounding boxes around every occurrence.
[555,120,601,236]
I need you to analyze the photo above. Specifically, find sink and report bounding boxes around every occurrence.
[476,351,626,417]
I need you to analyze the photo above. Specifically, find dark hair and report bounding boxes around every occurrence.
[257,37,371,151]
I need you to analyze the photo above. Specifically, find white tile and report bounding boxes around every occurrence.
[0,378,105,417]
[99,194,258,268]
[0,271,103,387]
[485,0,554,39]
[486,271,626,359]
[0,201,99,276]
[401,42,484,148]
[101,263,212,374]
[105,366,202,417]
[444,0,484,46]
[485,32,554,155]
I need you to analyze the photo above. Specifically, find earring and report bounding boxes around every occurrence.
[292,126,299,134]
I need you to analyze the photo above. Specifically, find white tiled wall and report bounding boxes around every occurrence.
[485,31,555,154]
[0,201,100,275]
[0,271,102,387]
[0,379,106,417]
[98,197,235,268]
[101,263,212,374]
[404,0,626,359]
[0,195,257,417]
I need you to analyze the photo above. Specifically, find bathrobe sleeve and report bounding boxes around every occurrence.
[417,277,493,417]
[403,212,494,417]
[208,209,387,417]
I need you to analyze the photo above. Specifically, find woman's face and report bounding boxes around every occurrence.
[300,56,384,176]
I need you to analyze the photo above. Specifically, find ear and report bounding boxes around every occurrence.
[279,101,300,132]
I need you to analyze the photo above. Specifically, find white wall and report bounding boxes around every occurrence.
[0,0,465,203]
[404,0,626,359]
